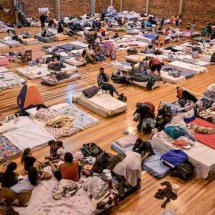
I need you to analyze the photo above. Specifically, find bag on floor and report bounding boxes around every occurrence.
[118,93,127,102]
[80,143,103,157]
[127,48,138,55]
[170,161,194,180]
[211,52,215,63]
[164,126,184,139]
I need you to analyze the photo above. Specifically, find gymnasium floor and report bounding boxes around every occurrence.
[0,27,215,215]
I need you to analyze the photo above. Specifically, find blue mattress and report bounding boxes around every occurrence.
[111,142,134,153]
[142,150,171,178]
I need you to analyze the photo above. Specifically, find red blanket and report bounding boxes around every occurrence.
[190,118,215,149]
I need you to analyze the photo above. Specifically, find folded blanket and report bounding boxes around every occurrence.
[46,115,74,129]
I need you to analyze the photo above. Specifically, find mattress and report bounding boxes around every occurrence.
[132,79,163,89]
[37,35,56,43]
[15,170,96,215]
[65,57,86,66]
[112,142,134,153]
[0,135,20,163]
[111,135,137,153]
[16,63,77,80]
[134,35,152,44]
[57,43,82,52]
[168,61,208,75]
[161,70,185,84]
[142,150,171,178]
[41,72,81,85]
[107,27,124,32]
[189,118,215,149]
[0,67,26,90]
[126,29,141,35]
[21,38,41,45]
[0,38,21,47]
[75,92,127,117]
[151,132,215,179]
[0,56,10,66]
[3,117,55,151]
[111,61,138,72]
[126,55,148,63]
[0,42,9,50]
[70,41,88,48]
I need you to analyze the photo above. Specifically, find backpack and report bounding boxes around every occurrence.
[170,161,195,180]
[127,48,138,55]
[141,118,156,133]
[211,52,215,63]
[80,143,103,157]
[118,93,127,102]
[164,126,184,139]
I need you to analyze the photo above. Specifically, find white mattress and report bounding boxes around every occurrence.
[75,92,127,117]
[3,117,55,151]
[65,57,86,67]
[16,63,77,80]
[0,42,9,50]
[15,169,95,215]
[140,53,168,61]
[132,80,163,89]
[69,41,88,48]
[126,55,147,63]
[21,38,40,45]
[134,35,152,44]
[0,38,21,47]
[160,70,186,84]
[151,132,215,179]
[168,61,208,74]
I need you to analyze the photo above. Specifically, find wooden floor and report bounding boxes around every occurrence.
[0,27,215,215]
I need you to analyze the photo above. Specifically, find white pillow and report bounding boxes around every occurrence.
[0,122,17,133]
[25,107,38,117]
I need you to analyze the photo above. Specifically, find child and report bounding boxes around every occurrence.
[56,141,66,160]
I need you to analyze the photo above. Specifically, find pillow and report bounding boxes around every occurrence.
[182,109,196,123]
[10,179,34,194]
[25,107,38,117]
[0,188,32,207]
[115,135,137,148]
[0,122,17,134]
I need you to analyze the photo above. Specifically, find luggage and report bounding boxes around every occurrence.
[80,143,103,157]
[142,150,171,178]
[211,52,215,63]
[127,48,138,55]
[170,161,194,180]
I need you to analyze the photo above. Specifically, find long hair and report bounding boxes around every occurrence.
[21,148,31,163]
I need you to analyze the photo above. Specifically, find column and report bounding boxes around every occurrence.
[120,0,123,12]
[146,0,149,15]
[179,0,183,15]
[13,0,18,25]
[91,0,95,14]
[55,0,61,21]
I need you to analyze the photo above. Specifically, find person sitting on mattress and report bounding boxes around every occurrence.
[176,87,198,103]
[0,162,18,188]
[149,57,163,77]
[49,152,80,182]
[63,23,78,39]
[97,67,119,97]
[86,45,97,63]
[133,138,154,161]
[75,49,87,62]
[21,148,51,181]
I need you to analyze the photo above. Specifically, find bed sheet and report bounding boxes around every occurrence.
[3,117,55,151]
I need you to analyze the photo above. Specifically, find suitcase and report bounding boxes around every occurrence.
[142,150,171,178]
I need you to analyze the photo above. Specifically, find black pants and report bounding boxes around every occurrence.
[101,83,118,97]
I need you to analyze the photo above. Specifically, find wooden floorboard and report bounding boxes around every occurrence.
[0,27,215,215]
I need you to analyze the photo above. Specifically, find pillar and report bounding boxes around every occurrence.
[91,0,95,15]
[120,0,123,12]
[179,0,183,15]
[13,0,18,25]
[146,0,149,15]
[55,0,61,21]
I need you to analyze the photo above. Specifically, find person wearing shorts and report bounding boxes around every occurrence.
[149,57,162,76]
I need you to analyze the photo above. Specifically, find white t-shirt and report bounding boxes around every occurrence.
[57,148,66,160]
